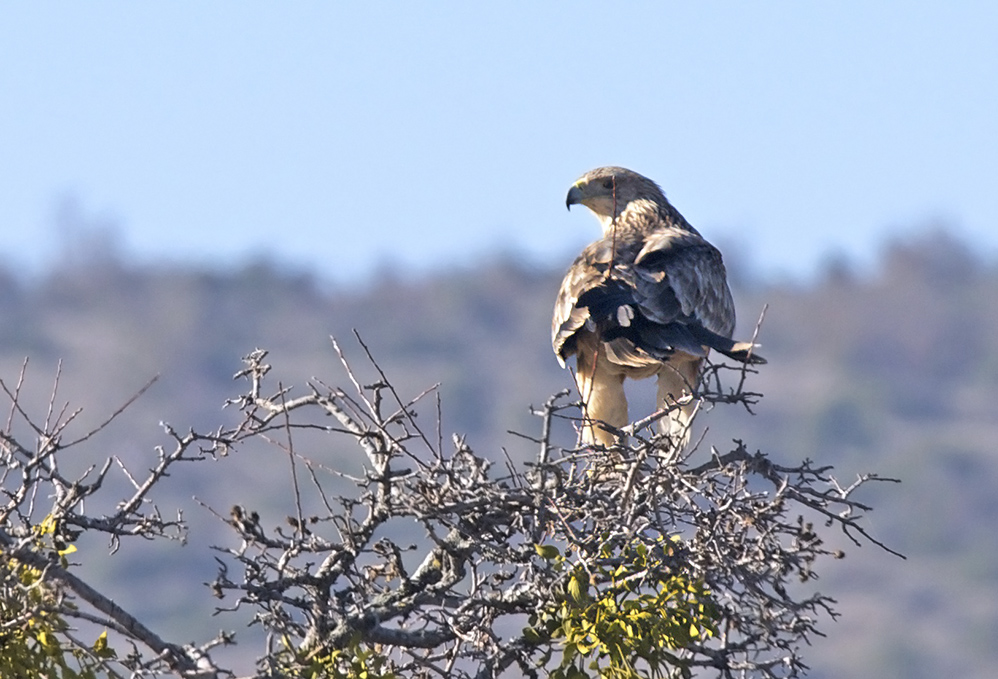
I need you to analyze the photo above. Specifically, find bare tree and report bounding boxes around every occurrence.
[0,337,899,679]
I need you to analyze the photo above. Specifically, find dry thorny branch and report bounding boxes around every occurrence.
[0,336,900,678]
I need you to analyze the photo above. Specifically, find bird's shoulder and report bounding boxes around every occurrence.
[624,222,749,358]
[552,246,600,361]
[632,224,722,271]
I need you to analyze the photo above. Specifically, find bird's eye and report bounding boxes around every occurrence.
[602,179,614,189]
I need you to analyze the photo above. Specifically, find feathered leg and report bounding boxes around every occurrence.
[575,349,628,447]
[656,357,702,446]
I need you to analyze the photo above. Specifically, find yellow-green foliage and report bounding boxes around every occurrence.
[0,516,118,679]
[279,634,397,679]
[526,536,718,679]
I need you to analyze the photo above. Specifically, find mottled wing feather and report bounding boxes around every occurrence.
[552,244,608,366]
[555,224,744,369]
[634,230,736,339]
[551,204,763,374]
[576,278,703,360]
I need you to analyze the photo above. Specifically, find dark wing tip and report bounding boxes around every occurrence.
[687,325,767,365]
[724,346,767,365]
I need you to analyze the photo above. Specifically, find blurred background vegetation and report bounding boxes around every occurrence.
[1,210,995,678]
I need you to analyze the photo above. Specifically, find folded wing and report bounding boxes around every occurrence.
[553,230,765,367]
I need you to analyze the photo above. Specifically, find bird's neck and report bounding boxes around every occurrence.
[599,198,679,236]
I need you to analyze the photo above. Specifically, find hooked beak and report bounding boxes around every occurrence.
[565,184,583,210]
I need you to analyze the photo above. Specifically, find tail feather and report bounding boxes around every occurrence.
[686,325,767,365]
[575,280,766,365]
[718,340,766,365]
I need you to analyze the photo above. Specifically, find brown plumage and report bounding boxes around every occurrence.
[552,167,764,446]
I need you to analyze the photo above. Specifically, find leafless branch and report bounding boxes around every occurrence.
[0,337,898,679]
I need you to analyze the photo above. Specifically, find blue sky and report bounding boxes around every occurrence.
[2,3,995,283]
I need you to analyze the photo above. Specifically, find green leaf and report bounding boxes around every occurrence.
[522,626,544,644]
[535,543,561,560]
[567,572,588,603]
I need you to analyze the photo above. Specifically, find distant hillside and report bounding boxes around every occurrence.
[1,228,995,678]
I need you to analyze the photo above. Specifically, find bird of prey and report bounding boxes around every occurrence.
[552,166,764,447]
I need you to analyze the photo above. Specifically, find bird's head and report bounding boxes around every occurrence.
[565,166,667,232]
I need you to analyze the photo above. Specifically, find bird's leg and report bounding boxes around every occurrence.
[655,359,702,448]
[575,357,628,448]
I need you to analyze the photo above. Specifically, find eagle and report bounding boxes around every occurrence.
[552,166,765,447]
